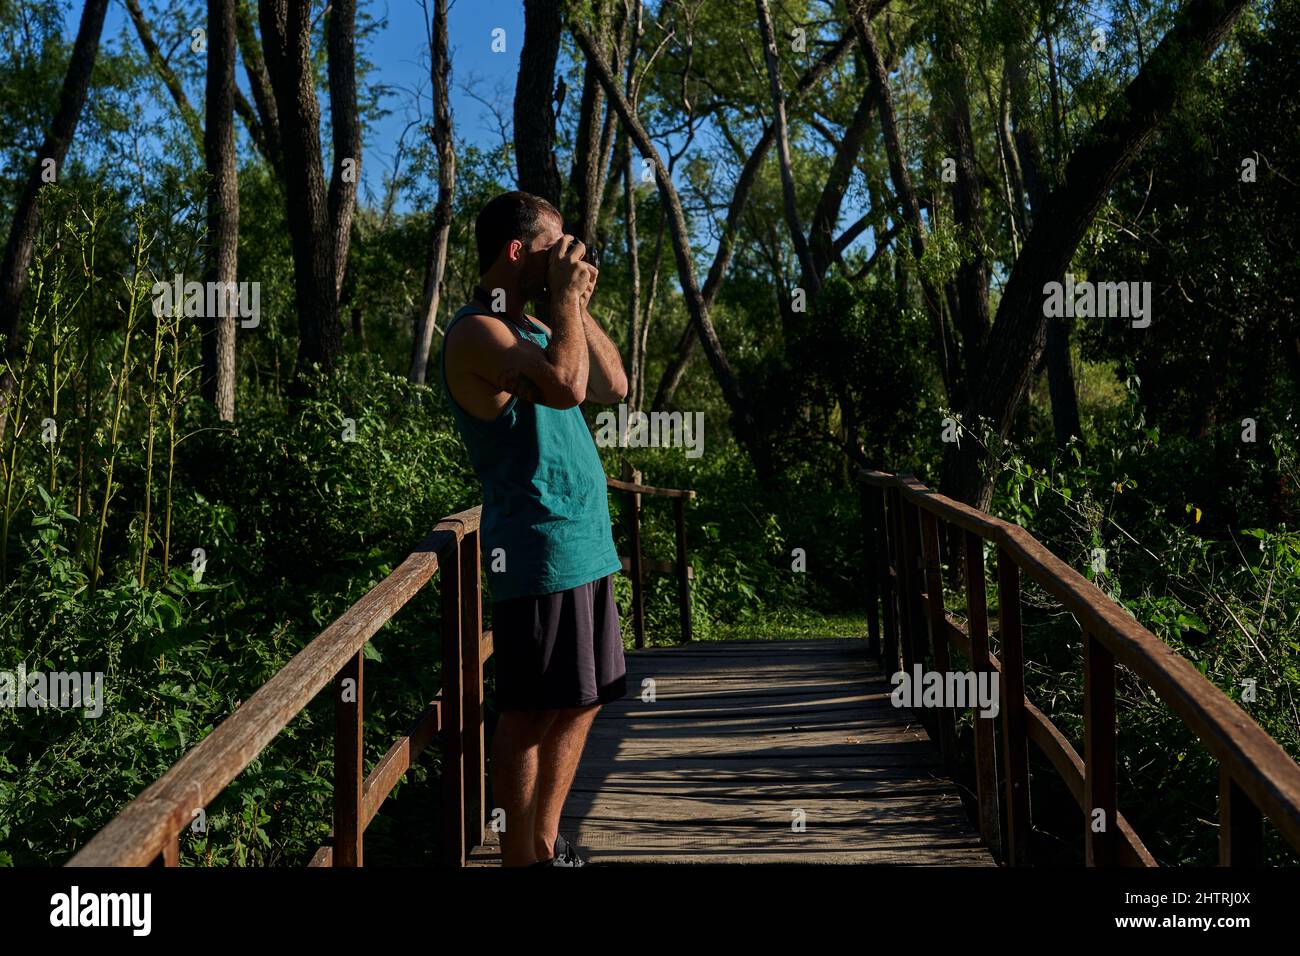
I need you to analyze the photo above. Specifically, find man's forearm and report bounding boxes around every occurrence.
[545,292,590,402]
[582,304,628,403]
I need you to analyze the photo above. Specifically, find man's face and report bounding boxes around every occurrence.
[517,213,564,302]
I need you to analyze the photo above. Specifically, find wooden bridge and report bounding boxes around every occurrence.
[67,469,1300,867]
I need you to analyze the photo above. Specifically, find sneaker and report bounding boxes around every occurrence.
[551,833,590,866]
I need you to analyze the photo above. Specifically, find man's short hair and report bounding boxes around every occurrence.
[475,191,561,274]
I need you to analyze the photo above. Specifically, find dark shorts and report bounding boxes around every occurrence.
[491,573,627,712]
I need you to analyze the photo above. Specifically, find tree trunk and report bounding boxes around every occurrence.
[0,0,109,439]
[755,0,818,304]
[327,0,359,299]
[808,79,876,283]
[409,0,455,385]
[1045,314,1081,448]
[564,0,611,246]
[259,0,340,377]
[203,0,239,422]
[236,0,285,178]
[515,0,563,205]
[933,16,990,379]
[621,0,643,410]
[623,133,641,412]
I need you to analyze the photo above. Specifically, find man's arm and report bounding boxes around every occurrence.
[581,303,628,404]
[449,236,595,411]
[575,263,628,404]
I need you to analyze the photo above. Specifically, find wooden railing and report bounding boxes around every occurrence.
[858,468,1300,866]
[67,471,695,868]
[607,465,696,647]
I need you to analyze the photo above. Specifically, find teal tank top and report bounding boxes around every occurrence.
[439,303,622,602]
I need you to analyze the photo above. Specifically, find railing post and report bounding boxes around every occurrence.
[333,649,364,867]
[150,833,180,867]
[893,489,918,677]
[623,462,646,649]
[996,546,1031,865]
[899,497,934,738]
[861,481,880,659]
[879,487,898,673]
[1084,630,1118,866]
[963,531,1001,857]
[440,533,465,866]
[460,529,485,856]
[1218,768,1264,865]
[903,499,929,674]
[919,508,957,776]
[672,496,693,643]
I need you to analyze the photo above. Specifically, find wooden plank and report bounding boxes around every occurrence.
[474,638,993,866]
[1219,768,1264,866]
[963,530,1001,857]
[440,535,465,867]
[333,651,364,867]
[997,546,1031,865]
[919,508,958,776]
[606,476,696,498]
[460,530,485,857]
[893,488,918,676]
[1084,631,1118,866]
[673,496,693,643]
[882,488,902,674]
[861,482,881,657]
[623,462,646,649]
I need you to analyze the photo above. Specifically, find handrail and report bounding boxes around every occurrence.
[68,507,482,868]
[607,468,695,646]
[605,476,697,499]
[857,467,1300,865]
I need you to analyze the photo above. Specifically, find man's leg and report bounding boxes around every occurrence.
[491,708,560,866]
[533,703,601,860]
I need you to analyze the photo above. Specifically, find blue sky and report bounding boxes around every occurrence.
[361,0,528,207]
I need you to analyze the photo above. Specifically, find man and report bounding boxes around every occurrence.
[440,191,628,867]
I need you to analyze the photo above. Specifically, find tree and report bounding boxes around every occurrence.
[258,0,347,377]
[515,0,564,205]
[327,0,360,298]
[572,19,768,473]
[202,0,240,421]
[942,0,1252,508]
[409,0,456,385]
[651,24,861,411]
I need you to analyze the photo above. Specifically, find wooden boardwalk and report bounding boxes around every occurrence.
[469,638,994,865]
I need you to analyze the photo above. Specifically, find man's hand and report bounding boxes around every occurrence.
[547,235,597,304]
[580,263,598,309]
